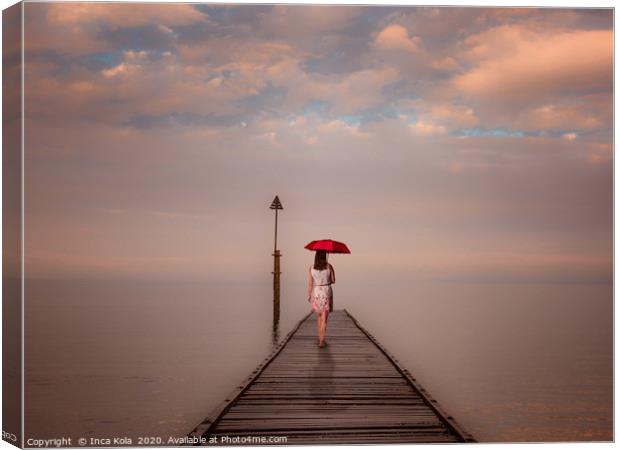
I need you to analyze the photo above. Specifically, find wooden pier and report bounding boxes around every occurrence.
[188,310,475,444]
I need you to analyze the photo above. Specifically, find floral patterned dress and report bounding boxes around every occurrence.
[310,265,332,314]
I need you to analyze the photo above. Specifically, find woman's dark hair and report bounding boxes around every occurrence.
[313,250,328,270]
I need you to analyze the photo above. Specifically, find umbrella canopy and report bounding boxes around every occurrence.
[304,239,351,254]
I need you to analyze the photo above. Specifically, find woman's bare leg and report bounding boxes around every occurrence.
[316,312,321,343]
[318,310,328,346]
[323,309,329,344]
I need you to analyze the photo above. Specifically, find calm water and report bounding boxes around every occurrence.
[24,279,612,443]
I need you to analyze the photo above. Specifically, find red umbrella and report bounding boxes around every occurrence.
[304,239,351,254]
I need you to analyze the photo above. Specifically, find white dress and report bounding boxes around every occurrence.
[310,265,332,313]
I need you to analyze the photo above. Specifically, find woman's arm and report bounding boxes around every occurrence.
[308,267,313,298]
[329,264,336,284]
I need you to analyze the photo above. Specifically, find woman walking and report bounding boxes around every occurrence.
[308,250,335,348]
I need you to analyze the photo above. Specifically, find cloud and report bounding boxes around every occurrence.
[258,5,363,37]
[562,132,577,141]
[517,101,606,131]
[408,120,447,136]
[431,56,459,71]
[46,3,207,28]
[309,67,401,115]
[24,3,206,57]
[374,24,422,53]
[455,92,612,134]
[400,99,480,131]
[453,27,612,102]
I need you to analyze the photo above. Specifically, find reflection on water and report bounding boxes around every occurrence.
[271,319,280,348]
[24,279,612,443]
[272,302,280,347]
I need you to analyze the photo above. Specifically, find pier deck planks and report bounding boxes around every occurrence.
[188,310,475,444]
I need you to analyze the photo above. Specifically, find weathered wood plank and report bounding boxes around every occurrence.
[188,309,475,444]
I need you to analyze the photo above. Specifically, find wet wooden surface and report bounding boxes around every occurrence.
[188,309,475,444]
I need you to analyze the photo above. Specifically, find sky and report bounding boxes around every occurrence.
[19,3,613,285]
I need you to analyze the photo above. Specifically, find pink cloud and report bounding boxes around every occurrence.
[453,27,612,102]
[462,92,612,133]
[374,24,422,53]
[562,132,577,141]
[46,3,206,28]
[399,99,480,131]
[431,56,459,71]
[258,5,363,37]
[408,120,446,136]
[25,3,206,57]
[517,101,606,131]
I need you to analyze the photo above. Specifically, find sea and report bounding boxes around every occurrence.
[24,279,612,444]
